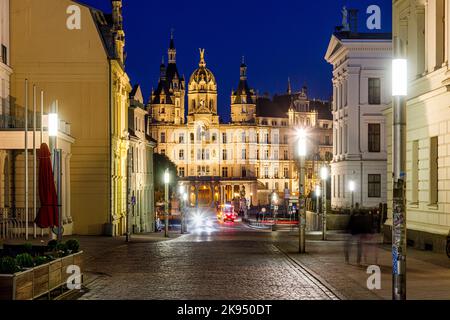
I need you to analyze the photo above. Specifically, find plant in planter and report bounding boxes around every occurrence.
[47,240,58,252]
[22,243,33,255]
[56,242,68,257]
[66,239,80,254]
[16,253,35,270]
[0,256,19,274]
[34,256,48,267]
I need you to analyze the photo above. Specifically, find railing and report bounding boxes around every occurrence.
[0,208,46,240]
[0,105,43,130]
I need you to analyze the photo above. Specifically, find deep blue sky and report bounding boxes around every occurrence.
[81,0,392,122]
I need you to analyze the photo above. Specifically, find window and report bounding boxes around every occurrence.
[368,174,382,198]
[1,45,7,65]
[368,124,381,153]
[161,107,165,114]
[179,134,185,144]
[265,150,269,160]
[222,150,228,161]
[275,182,279,190]
[368,78,381,105]
[179,149,185,160]
[284,150,289,160]
[222,133,227,144]
[325,135,331,145]
[241,168,247,178]
[178,167,185,178]
[274,150,279,160]
[190,150,194,160]
[411,140,419,203]
[257,150,260,160]
[160,132,166,143]
[190,133,195,142]
[242,149,246,160]
[241,132,246,143]
[265,133,269,144]
[274,133,279,144]
[430,137,439,204]
[283,167,289,179]
[222,167,228,178]
[284,135,288,144]
[212,133,217,143]
[284,182,289,190]
[264,167,269,179]
[274,168,279,179]
[323,123,329,129]
[272,121,278,126]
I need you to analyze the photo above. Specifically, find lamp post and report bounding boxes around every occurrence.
[182,192,188,233]
[272,192,278,227]
[349,180,356,213]
[179,185,185,234]
[315,185,321,231]
[48,108,61,241]
[297,128,307,253]
[164,169,170,238]
[392,36,408,301]
[320,166,329,241]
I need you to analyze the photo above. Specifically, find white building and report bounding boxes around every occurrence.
[128,85,156,233]
[325,31,392,210]
[385,0,450,252]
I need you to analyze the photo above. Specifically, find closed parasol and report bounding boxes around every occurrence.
[34,143,59,228]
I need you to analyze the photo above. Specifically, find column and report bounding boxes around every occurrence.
[0,151,7,208]
[61,151,67,224]
[65,153,72,223]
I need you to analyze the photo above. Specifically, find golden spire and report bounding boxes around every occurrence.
[199,48,206,67]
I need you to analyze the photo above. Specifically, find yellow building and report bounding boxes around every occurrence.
[9,0,131,236]
[149,38,333,207]
[385,0,450,252]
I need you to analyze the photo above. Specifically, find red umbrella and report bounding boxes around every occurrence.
[35,143,59,228]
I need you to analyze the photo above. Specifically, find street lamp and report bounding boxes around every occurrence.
[349,180,356,212]
[48,111,63,241]
[164,169,170,238]
[392,36,408,301]
[315,185,321,215]
[320,166,329,241]
[179,185,185,234]
[297,128,307,253]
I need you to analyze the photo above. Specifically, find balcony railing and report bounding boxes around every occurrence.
[0,107,43,130]
[0,207,46,240]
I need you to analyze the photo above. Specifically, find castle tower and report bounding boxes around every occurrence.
[231,58,256,123]
[149,34,185,124]
[187,49,219,124]
[111,0,125,64]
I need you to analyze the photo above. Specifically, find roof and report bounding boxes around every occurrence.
[232,79,255,104]
[256,93,332,120]
[333,31,392,41]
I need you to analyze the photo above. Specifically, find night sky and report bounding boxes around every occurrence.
[80,0,392,122]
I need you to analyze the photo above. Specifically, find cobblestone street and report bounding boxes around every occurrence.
[76,212,339,300]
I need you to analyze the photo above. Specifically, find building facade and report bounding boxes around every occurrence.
[9,0,131,236]
[325,30,392,210]
[149,38,333,208]
[128,85,156,233]
[385,0,450,252]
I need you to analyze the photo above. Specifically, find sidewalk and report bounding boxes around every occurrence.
[275,231,450,300]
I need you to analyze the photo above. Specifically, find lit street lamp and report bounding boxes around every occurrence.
[320,166,329,241]
[297,128,307,253]
[164,169,170,238]
[392,36,408,301]
[349,180,356,212]
[315,185,321,215]
[272,192,279,228]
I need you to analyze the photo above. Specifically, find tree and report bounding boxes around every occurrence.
[153,153,178,202]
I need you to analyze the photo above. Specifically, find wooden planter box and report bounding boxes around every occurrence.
[0,251,83,300]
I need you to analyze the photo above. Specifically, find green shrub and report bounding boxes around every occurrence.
[66,239,80,253]
[16,253,34,269]
[34,256,48,266]
[47,240,58,251]
[56,242,68,257]
[0,257,19,274]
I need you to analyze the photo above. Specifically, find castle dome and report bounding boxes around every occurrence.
[189,49,216,87]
